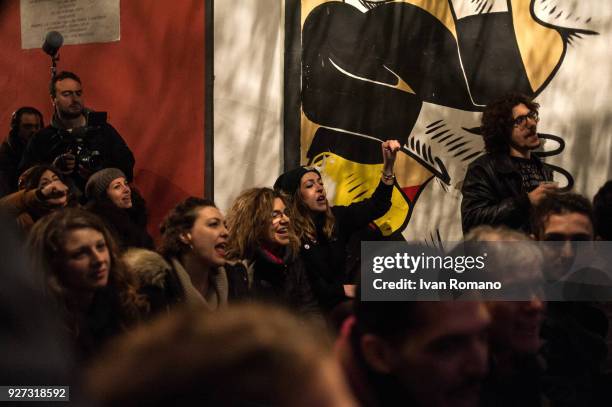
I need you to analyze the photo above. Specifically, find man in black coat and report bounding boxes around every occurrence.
[461,93,557,234]
[0,106,43,197]
[19,71,134,196]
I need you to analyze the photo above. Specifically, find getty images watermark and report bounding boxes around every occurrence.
[361,241,612,301]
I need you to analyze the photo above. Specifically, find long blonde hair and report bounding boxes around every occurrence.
[226,188,300,260]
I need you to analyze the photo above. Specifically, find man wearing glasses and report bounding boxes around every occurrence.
[461,93,557,234]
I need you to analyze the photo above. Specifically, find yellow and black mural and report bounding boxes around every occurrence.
[288,0,602,243]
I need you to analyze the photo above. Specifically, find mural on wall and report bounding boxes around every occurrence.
[294,0,601,244]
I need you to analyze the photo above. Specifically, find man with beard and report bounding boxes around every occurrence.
[19,71,134,196]
[336,299,490,407]
[461,93,557,234]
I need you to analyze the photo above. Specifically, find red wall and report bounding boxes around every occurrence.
[0,1,205,240]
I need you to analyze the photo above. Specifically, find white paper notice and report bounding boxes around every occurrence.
[20,0,120,49]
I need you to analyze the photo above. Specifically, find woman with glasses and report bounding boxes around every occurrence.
[226,187,320,317]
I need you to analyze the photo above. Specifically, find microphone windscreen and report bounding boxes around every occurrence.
[42,31,63,56]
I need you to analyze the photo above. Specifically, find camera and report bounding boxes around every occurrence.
[52,111,107,173]
[72,138,103,172]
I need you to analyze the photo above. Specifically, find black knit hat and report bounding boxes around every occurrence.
[273,166,321,195]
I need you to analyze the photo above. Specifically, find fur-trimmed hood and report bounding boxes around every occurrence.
[123,249,252,310]
[122,248,171,289]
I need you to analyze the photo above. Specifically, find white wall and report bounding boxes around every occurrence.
[213,0,284,211]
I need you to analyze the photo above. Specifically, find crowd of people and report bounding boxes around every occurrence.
[1,72,612,406]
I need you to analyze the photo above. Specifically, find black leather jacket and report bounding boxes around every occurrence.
[460,153,553,234]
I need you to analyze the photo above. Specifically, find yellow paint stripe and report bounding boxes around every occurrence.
[511,0,564,92]
[394,0,457,39]
[300,110,320,164]
[301,0,338,28]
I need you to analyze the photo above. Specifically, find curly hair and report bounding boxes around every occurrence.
[27,208,148,336]
[226,188,300,261]
[159,197,216,258]
[531,192,594,239]
[481,93,539,154]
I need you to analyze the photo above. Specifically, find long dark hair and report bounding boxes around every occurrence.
[86,186,152,250]
[289,187,335,242]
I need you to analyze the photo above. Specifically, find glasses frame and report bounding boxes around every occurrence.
[513,110,539,128]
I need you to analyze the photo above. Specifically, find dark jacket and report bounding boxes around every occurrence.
[461,153,553,234]
[0,131,27,197]
[248,247,321,317]
[540,302,611,407]
[19,114,135,194]
[73,286,127,362]
[481,354,547,407]
[85,191,154,251]
[302,180,393,311]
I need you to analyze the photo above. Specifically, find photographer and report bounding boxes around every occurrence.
[19,71,135,197]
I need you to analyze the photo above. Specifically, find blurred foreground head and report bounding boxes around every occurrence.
[0,214,75,388]
[87,303,356,407]
[354,299,490,407]
[464,226,545,355]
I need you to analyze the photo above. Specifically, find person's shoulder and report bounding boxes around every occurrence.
[0,138,11,153]
[28,125,59,146]
[100,122,124,136]
[466,152,512,173]
[36,124,59,136]
[468,152,496,167]
[224,260,248,274]
[224,260,252,281]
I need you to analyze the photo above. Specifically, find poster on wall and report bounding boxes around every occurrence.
[20,0,120,49]
[286,0,610,244]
